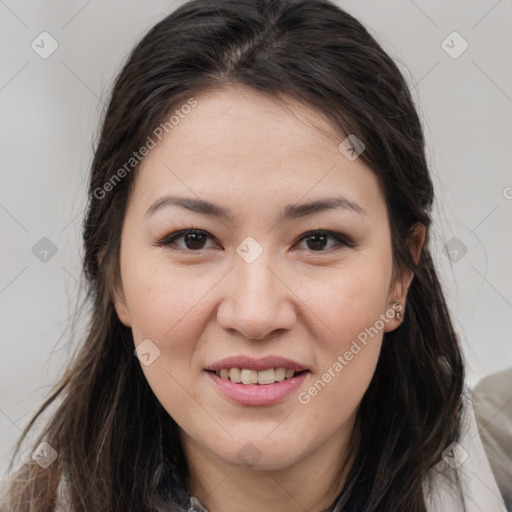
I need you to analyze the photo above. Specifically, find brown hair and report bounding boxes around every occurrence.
[2,1,464,510]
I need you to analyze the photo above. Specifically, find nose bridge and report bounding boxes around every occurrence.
[216,246,296,339]
[237,251,276,304]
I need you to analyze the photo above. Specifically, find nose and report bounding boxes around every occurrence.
[216,252,297,341]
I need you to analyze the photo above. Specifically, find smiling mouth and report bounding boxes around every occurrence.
[207,368,309,385]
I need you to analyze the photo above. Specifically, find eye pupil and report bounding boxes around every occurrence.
[185,232,207,250]
[307,234,328,251]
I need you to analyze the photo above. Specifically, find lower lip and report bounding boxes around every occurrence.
[205,370,309,406]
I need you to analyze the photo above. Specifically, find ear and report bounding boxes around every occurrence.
[113,283,132,327]
[99,245,132,328]
[384,222,426,332]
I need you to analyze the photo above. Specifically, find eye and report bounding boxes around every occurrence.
[156,228,352,253]
[156,229,219,251]
[294,230,352,252]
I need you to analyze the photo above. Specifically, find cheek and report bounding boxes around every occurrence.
[121,252,215,341]
[295,257,391,407]
[303,257,392,346]
[121,258,217,424]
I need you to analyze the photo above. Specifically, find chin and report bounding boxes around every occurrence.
[212,435,306,471]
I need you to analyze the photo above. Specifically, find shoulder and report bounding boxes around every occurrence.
[423,389,508,512]
[472,368,512,511]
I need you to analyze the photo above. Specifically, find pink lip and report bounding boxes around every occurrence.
[205,355,308,372]
[205,370,309,406]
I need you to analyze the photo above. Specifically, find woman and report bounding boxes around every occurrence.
[1,0,506,510]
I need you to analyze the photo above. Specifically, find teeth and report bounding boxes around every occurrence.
[241,369,258,384]
[229,367,242,383]
[274,368,286,381]
[215,367,299,385]
[257,369,275,385]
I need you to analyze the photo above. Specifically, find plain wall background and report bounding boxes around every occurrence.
[1,0,511,479]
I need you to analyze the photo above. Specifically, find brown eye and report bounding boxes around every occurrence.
[295,230,351,252]
[157,229,218,251]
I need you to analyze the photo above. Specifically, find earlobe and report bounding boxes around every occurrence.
[384,270,412,333]
[112,286,132,327]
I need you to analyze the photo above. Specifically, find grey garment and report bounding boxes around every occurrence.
[187,496,209,511]
[423,389,507,512]
[472,368,512,512]
[10,389,505,512]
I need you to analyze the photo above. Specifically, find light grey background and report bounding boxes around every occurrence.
[1,0,511,479]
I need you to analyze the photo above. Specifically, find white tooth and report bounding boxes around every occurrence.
[257,368,275,385]
[229,367,242,383]
[285,369,295,379]
[274,368,286,381]
[220,368,229,379]
[241,369,258,384]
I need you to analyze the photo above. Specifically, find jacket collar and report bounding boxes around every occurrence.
[187,496,209,511]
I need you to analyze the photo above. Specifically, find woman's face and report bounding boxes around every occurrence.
[114,85,420,472]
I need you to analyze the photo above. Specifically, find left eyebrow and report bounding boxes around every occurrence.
[145,194,367,222]
[280,196,367,220]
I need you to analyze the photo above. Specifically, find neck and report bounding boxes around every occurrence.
[180,416,359,512]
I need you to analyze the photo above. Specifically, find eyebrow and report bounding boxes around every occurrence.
[145,194,367,222]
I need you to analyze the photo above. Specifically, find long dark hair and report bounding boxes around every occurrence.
[3,1,464,510]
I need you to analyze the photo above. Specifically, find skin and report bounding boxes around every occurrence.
[114,84,426,512]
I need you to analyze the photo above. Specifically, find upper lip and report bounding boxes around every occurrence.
[205,355,308,372]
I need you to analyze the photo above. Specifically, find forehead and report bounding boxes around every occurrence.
[131,85,388,224]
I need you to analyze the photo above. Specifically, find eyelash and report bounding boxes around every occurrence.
[155,228,353,253]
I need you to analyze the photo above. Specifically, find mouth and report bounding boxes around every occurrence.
[204,355,310,406]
